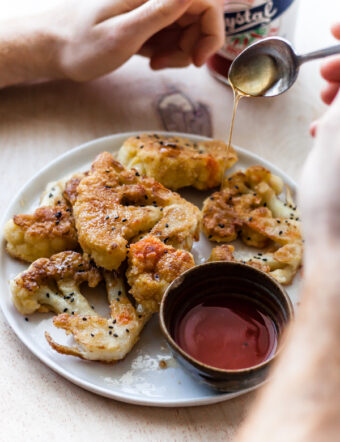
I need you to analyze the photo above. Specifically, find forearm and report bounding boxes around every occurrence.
[0,15,62,88]
[236,253,340,442]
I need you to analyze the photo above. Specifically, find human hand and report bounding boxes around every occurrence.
[310,23,340,136]
[54,0,224,81]
[300,91,340,273]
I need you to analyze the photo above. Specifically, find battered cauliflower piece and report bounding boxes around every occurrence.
[4,178,78,262]
[10,251,101,315]
[45,272,151,362]
[71,152,201,270]
[203,166,302,285]
[117,133,238,190]
[209,241,303,285]
[202,166,299,244]
[126,236,195,313]
[208,244,270,273]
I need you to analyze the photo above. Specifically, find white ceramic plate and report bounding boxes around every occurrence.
[0,132,301,407]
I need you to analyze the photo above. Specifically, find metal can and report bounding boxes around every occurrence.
[207,0,300,84]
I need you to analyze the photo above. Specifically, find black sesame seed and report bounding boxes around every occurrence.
[71,311,74,315]
[113,319,116,324]
[24,317,29,322]
[208,235,212,239]
[218,224,225,228]
[48,193,53,198]
[210,197,214,200]
[279,231,283,235]
[165,224,169,228]
[109,331,112,335]
[136,135,140,139]
[138,315,142,318]
[248,217,253,221]
[82,317,87,321]
[46,293,50,298]
[55,211,62,219]
[277,220,281,224]
[263,202,267,207]
[126,329,129,333]
[122,218,127,222]
[164,250,168,254]
[55,220,60,225]
[105,185,112,189]
[140,145,144,149]
[263,258,268,262]
[91,333,94,337]
[116,298,120,302]
[118,291,122,296]
[247,237,251,241]
[113,333,118,338]
[258,253,263,256]
[105,216,110,220]
[63,308,68,312]
[135,172,140,177]
[235,185,239,189]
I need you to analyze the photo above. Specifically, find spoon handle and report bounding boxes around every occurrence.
[298,44,340,65]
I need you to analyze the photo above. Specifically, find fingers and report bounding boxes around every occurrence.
[192,3,225,66]
[331,22,340,39]
[309,121,318,137]
[117,0,192,42]
[320,56,340,83]
[321,81,340,105]
[150,22,200,69]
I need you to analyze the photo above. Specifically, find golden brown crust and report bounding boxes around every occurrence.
[208,244,270,273]
[72,152,200,270]
[4,205,78,262]
[18,251,101,293]
[127,236,195,313]
[117,133,238,190]
[203,166,303,285]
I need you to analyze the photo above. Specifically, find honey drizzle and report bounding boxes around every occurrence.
[221,85,248,190]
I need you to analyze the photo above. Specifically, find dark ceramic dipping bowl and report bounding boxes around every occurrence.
[159,262,294,393]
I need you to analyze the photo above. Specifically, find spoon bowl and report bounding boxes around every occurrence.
[228,37,340,97]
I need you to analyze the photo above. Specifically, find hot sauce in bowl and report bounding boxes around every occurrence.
[174,295,277,370]
[160,262,293,392]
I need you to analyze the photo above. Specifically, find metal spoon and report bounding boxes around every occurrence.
[228,37,340,97]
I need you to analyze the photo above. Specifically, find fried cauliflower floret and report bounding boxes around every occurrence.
[10,251,101,315]
[202,166,299,244]
[117,133,238,190]
[203,166,302,285]
[126,236,195,313]
[45,272,151,362]
[72,152,200,270]
[208,244,270,273]
[4,178,78,262]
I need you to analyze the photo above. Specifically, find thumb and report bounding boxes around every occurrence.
[120,0,192,41]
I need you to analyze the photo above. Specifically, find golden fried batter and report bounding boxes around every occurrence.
[203,166,302,285]
[4,192,78,263]
[126,236,195,313]
[117,133,238,190]
[11,251,101,315]
[72,152,201,270]
[46,272,151,362]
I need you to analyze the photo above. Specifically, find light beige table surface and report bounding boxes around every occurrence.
[0,1,338,441]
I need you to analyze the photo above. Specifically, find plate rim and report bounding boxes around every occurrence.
[0,131,297,407]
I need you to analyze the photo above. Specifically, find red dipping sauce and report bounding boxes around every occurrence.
[174,296,277,370]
